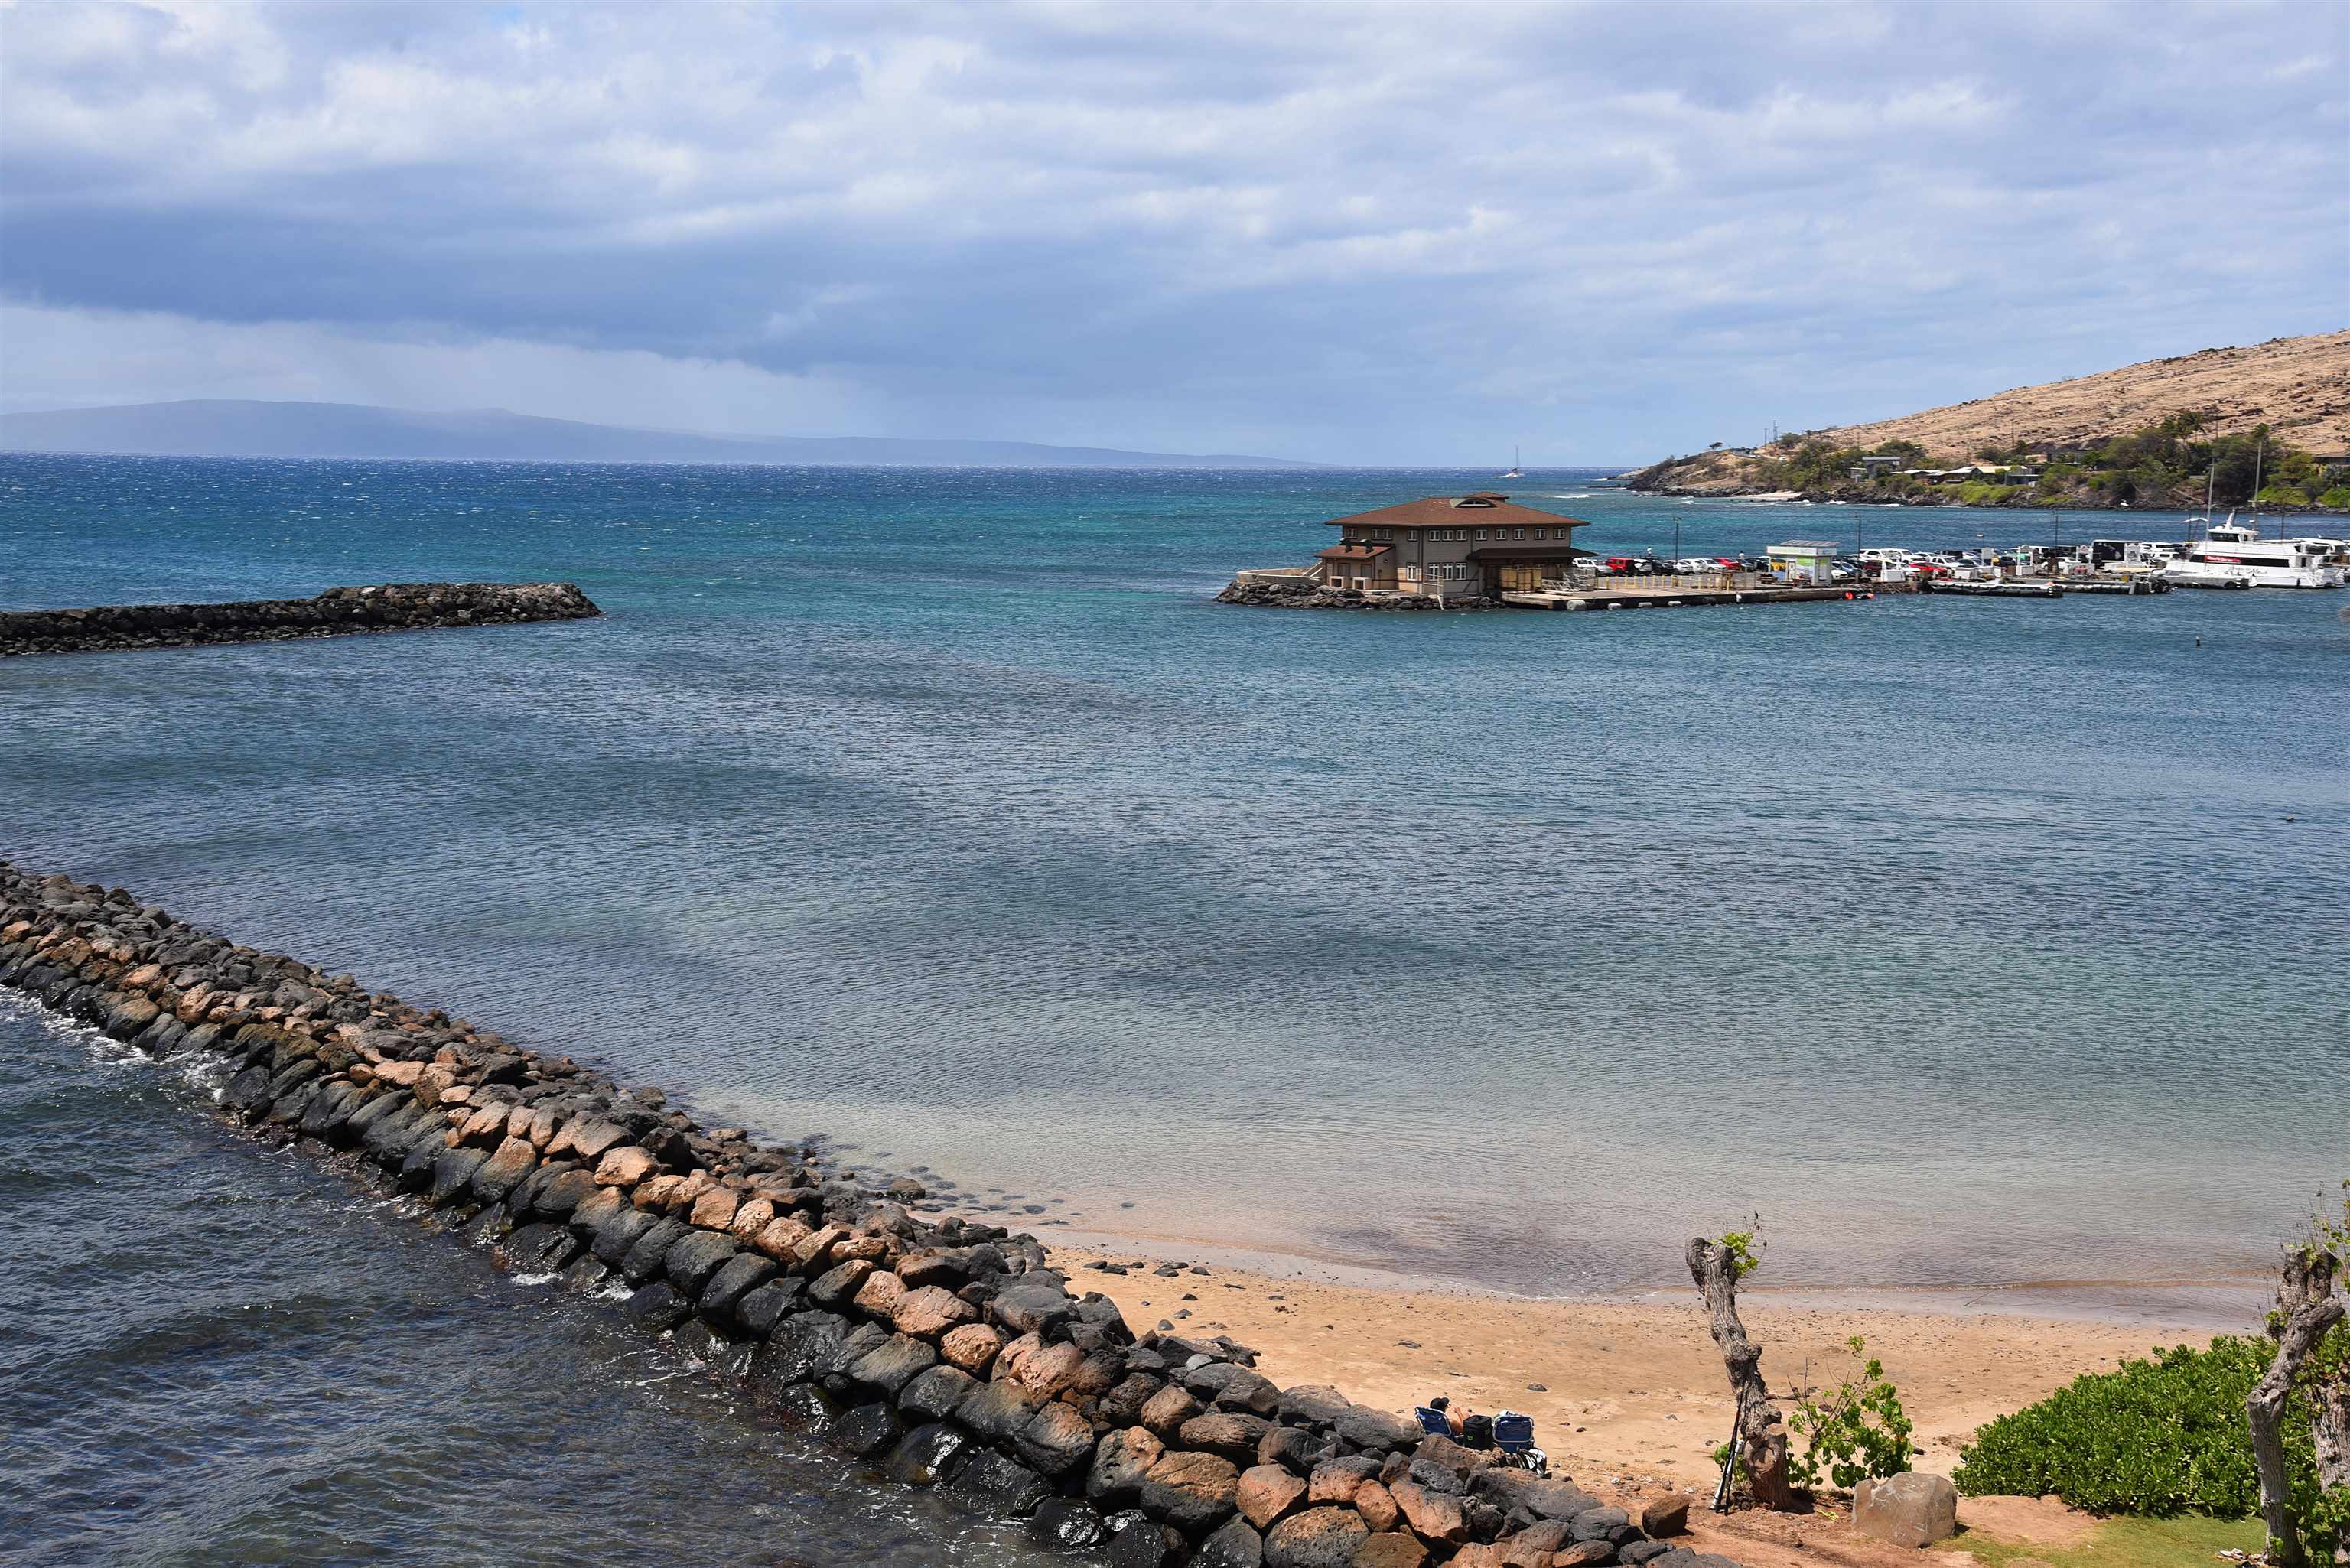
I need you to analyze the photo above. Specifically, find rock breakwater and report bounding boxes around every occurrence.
[0,857,1743,1568]
[1216,579,1501,611]
[0,581,600,656]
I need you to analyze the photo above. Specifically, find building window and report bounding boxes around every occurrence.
[1474,529,1486,540]
[1515,528,1525,539]
[1534,527,1545,538]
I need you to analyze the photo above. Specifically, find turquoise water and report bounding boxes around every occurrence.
[5,454,2345,1312]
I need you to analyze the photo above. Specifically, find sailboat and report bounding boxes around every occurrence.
[1496,445,1523,480]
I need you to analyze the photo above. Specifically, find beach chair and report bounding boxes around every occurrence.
[1492,1411,1549,1477]
[1414,1407,1452,1437]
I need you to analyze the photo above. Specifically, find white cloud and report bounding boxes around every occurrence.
[0,0,2342,462]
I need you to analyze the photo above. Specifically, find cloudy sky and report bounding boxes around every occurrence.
[2,1,2343,464]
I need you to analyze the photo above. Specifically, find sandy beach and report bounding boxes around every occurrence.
[1046,1235,2254,1568]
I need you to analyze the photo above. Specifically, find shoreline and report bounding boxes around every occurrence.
[1040,1235,2231,1499]
[1030,1222,2267,1331]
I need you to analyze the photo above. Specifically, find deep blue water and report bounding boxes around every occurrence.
[4,455,2345,1311]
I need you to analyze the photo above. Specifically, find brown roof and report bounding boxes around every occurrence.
[1325,495,1592,531]
[1318,542,1393,560]
[1466,544,1593,562]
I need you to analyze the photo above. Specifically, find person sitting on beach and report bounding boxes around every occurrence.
[1425,1394,1463,1435]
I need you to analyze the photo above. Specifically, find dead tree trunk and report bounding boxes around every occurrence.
[2251,1246,2343,1568]
[1688,1235,1798,1510]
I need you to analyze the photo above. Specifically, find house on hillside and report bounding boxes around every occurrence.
[1316,493,1593,600]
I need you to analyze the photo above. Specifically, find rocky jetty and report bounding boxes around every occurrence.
[0,581,600,656]
[1216,578,1500,611]
[0,857,1744,1568]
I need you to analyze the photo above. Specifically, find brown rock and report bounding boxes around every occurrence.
[374,1059,424,1088]
[412,1062,458,1107]
[1352,1534,1427,1568]
[1183,1412,1274,1467]
[457,1104,507,1145]
[1141,1381,1204,1439]
[1139,1449,1242,1535]
[1550,1540,1614,1566]
[686,1189,742,1241]
[792,1224,846,1272]
[853,1267,906,1319]
[893,1284,978,1340]
[1238,1464,1309,1529]
[1087,1426,1164,1505]
[1006,1340,1089,1401]
[939,1322,1004,1375]
[1353,1481,1398,1534]
[595,1145,659,1187]
[1639,1496,1691,1539]
[808,1257,876,1308]
[753,1215,812,1261]
[1264,1506,1370,1568]
[633,1173,689,1211]
[1309,1457,1381,1505]
[1386,1480,1465,1544]
[1854,1473,1957,1547]
[1499,1519,1570,1566]
[1447,1546,1508,1568]
[729,1197,776,1244]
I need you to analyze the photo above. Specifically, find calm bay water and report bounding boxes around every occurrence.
[4,454,2345,1316]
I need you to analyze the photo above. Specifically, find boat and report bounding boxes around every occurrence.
[2164,519,2345,589]
[1496,445,1523,480]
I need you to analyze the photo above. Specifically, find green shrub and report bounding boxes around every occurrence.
[1955,1334,2339,1562]
[2319,485,2350,509]
[1790,1335,1916,1490]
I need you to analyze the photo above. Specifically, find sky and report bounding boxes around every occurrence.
[2,1,2345,465]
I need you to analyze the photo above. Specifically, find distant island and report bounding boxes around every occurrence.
[1628,330,2350,511]
[0,399,1317,470]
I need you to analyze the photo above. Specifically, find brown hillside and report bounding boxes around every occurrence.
[1810,330,2349,461]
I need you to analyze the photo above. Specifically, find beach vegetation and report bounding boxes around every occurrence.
[1717,1226,1763,1283]
[1957,1183,2349,1565]
[1789,1335,1916,1490]
[2319,485,2350,509]
[1932,1513,2265,1568]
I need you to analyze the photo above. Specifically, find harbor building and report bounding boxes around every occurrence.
[1317,493,1593,600]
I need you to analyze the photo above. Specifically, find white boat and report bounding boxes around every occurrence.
[2163,518,2345,589]
[1496,445,1522,480]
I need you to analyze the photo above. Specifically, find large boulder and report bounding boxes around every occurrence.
[1088,1426,1166,1506]
[945,1451,1053,1519]
[884,1423,976,1488]
[1139,1449,1242,1535]
[748,1309,849,1391]
[1182,1411,1274,1466]
[1854,1472,1957,1547]
[897,1363,978,1423]
[1014,1400,1102,1476]
[846,1332,937,1397]
[1238,1463,1309,1528]
[663,1229,739,1296]
[698,1253,777,1320]
[1263,1506,1370,1568]
[1197,1515,1267,1568]
[1388,1479,1466,1544]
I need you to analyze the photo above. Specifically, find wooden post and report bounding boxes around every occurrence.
[2251,1246,2344,1568]
[1687,1236,1798,1510]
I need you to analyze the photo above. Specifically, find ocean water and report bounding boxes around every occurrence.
[4,455,2345,1319]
